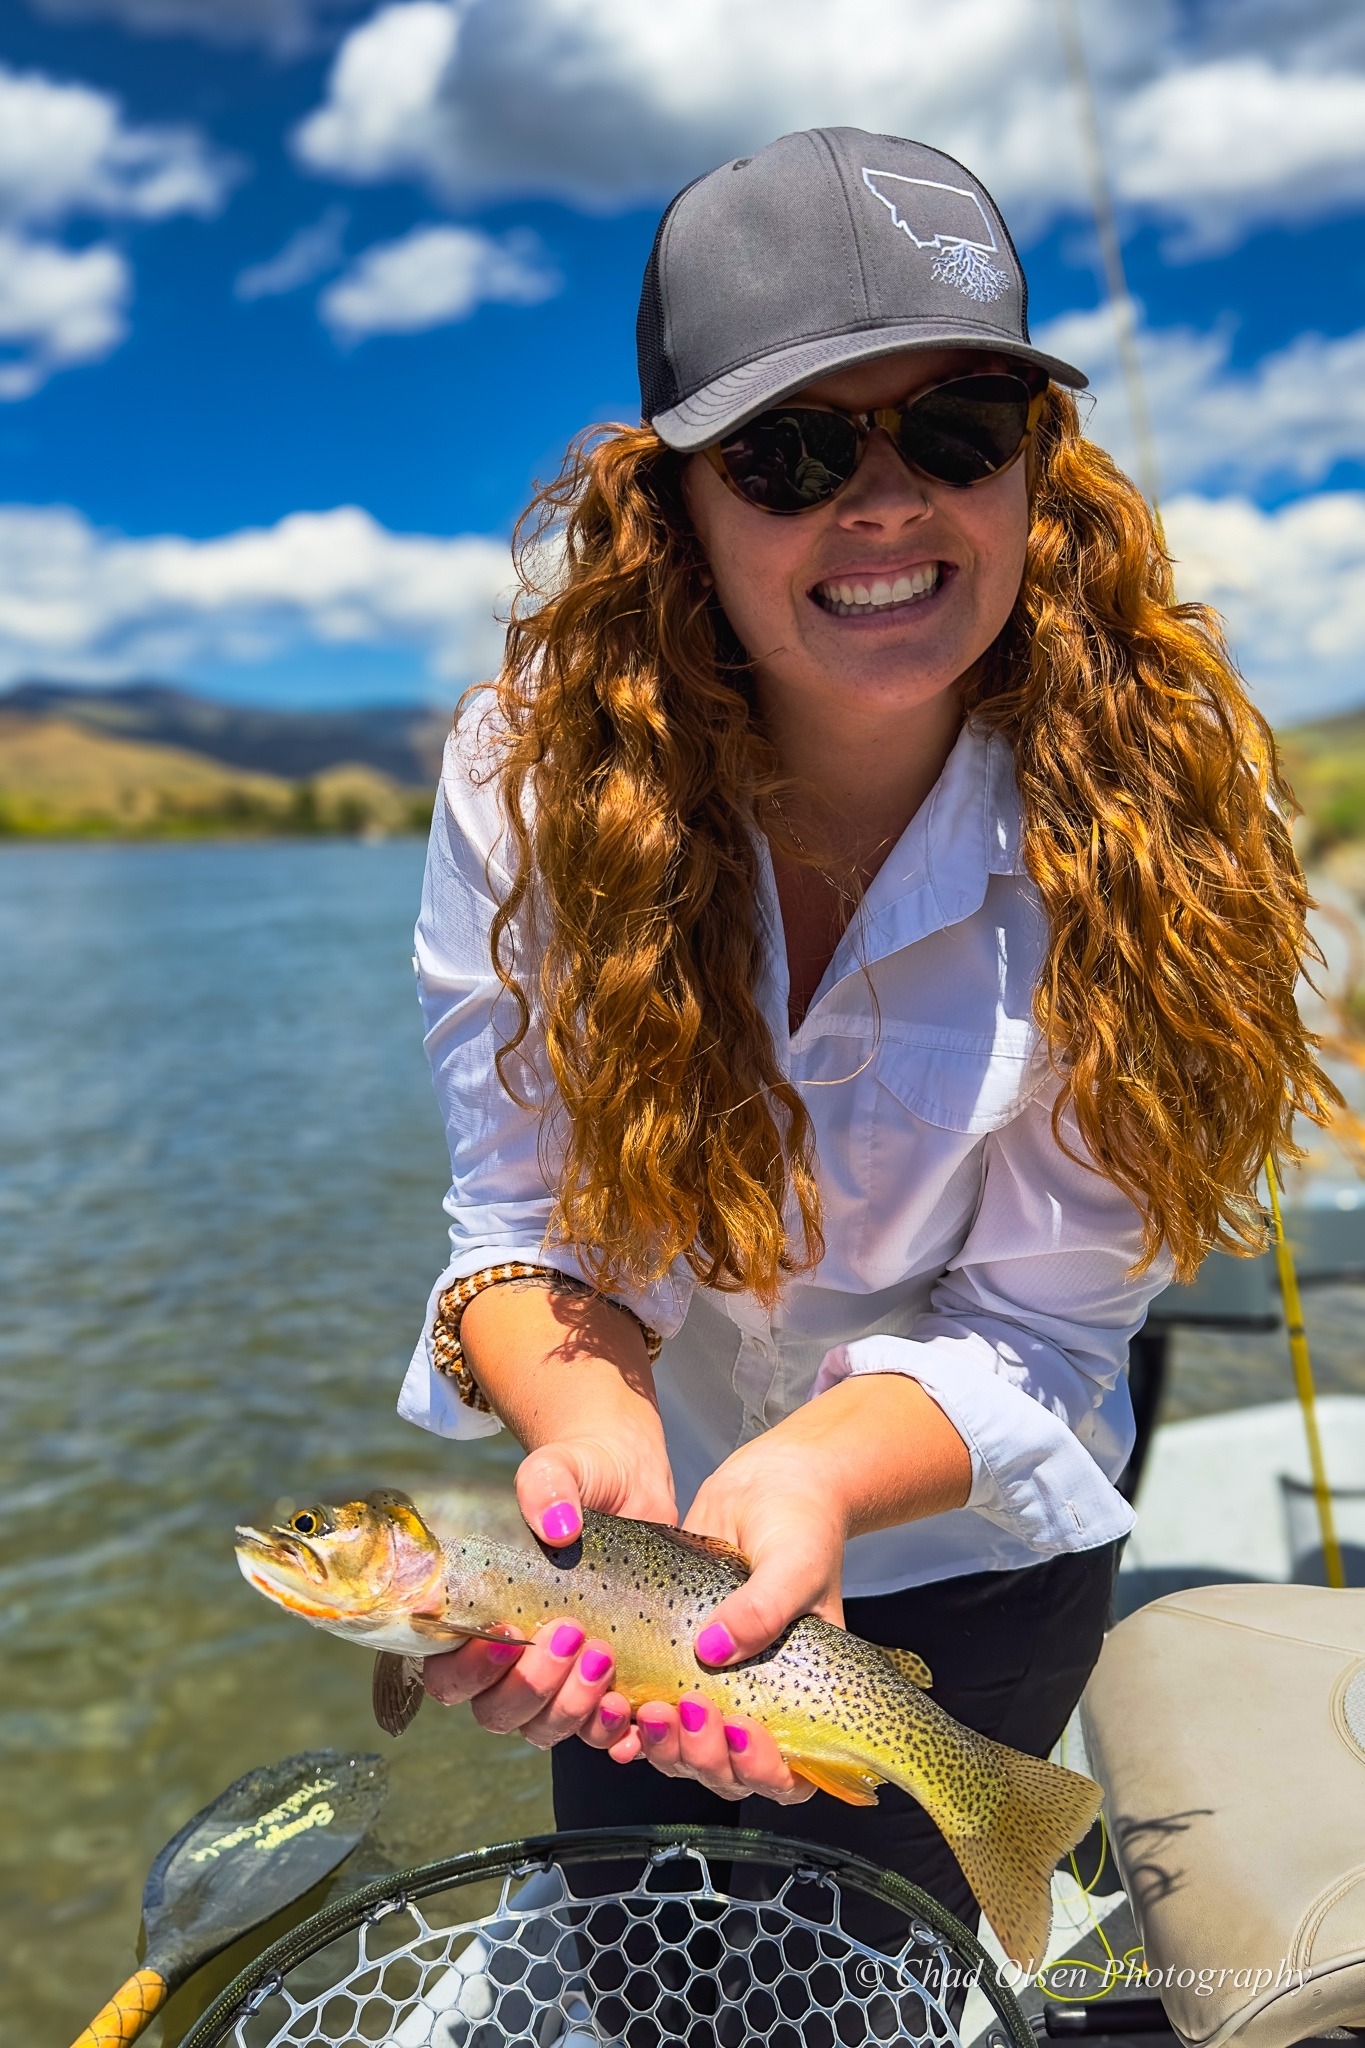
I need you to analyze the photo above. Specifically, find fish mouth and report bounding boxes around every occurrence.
[235,1524,344,1620]
[235,1523,327,1581]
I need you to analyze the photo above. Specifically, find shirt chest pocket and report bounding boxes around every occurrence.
[844,1026,1051,1290]
[793,1020,1050,1294]
[873,1021,1048,1135]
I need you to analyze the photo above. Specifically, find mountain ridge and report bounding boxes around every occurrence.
[1,680,452,786]
[0,708,433,837]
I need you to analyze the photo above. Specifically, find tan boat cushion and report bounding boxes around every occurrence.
[1081,1585,1365,2048]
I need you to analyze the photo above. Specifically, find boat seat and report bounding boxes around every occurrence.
[1081,1584,1365,2048]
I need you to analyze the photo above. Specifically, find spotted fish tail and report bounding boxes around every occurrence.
[941,1745,1102,1971]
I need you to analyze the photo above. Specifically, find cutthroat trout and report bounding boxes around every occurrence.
[236,1489,1100,1967]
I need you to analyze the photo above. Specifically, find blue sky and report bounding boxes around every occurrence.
[0,0,1362,721]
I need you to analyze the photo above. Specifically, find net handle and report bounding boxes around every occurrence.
[69,1967,168,2048]
[177,1823,1035,2048]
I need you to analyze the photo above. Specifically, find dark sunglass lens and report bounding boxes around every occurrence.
[899,374,1034,485]
[718,409,860,511]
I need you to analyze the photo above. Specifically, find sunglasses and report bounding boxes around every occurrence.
[701,369,1047,515]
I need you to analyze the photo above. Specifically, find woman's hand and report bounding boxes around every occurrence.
[514,1426,677,1546]
[686,1375,972,1669]
[422,1278,677,1732]
[421,1418,677,1729]
[589,1376,970,1804]
[684,1430,850,1660]
[597,1692,816,1805]
[540,1423,851,1807]
[424,1619,633,1749]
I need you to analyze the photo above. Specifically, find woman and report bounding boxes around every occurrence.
[398,129,1330,1939]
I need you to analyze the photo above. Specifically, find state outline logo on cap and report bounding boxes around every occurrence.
[861,167,1010,306]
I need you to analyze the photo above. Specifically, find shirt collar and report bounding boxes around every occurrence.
[753,722,1026,1042]
[830,722,1025,975]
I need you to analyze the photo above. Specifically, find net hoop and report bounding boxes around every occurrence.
[178,1824,1034,2048]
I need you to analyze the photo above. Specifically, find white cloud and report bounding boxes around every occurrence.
[0,503,513,688]
[320,223,558,338]
[0,487,1356,729]
[1035,306,1365,496]
[1112,57,1365,253]
[0,62,240,228]
[290,0,1365,249]
[0,232,129,400]
[0,62,240,398]
[24,0,368,55]
[292,0,1084,227]
[295,2,460,188]
[235,207,348,301]
[1194,0,1365,70]
[1165,492,1365,726]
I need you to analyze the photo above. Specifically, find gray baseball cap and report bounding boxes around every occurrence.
[638,126,1086,451]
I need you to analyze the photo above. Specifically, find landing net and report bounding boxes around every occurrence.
[180,1827,1032,2048]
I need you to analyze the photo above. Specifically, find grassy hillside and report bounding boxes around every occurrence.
[6,689,1363,847]
[1280,710,1365,857]
[0,713,433,838]
[4,679,450,784]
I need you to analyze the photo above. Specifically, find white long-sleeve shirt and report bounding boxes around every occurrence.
[400,713,1169,1596]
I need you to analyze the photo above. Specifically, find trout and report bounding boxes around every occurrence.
[235,1489,1101,1967]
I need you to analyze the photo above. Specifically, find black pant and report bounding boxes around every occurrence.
[552,1542,1119,1951]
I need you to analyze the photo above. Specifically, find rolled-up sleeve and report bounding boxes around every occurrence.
[813,1085,1171,1556]
[399,728,694,1439]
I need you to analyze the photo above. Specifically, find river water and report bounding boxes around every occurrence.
[5,840,1365,2046]
[0,842,549,2047]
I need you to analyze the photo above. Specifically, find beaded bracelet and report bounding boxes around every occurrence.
[430,1261,663,1413]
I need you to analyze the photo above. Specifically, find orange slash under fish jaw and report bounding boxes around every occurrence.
[236,1556,340,1623]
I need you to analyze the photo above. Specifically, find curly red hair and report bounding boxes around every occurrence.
[476,388,1336,1296]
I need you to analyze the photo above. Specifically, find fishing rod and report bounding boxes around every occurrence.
[1051,0,1344,1585]
[1051,0,1161,515]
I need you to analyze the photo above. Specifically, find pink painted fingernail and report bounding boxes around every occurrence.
[695,1623,735,1666]
[723,1723,749,1753]
[599,1705,624,1729]
[679,1700,707,1734]
[541,1501,581,1544]
[639,1717,669,1742]
[580,1647,612,1683]
[551,1623,585,1658]
[487,1640,523,1664]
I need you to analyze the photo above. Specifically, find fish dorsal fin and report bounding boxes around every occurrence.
[878,1644,933,1689]
[786,1754,884,1806]
[664,1527,751,1574]
[372,1653,424,1737]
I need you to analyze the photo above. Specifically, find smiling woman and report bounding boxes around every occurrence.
[394,126,1334,1971]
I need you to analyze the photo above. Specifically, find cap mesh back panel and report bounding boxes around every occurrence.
[636,224,676,419]
[636,183,705,421]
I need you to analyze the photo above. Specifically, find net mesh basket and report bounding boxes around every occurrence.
[179,1827,1031,2048]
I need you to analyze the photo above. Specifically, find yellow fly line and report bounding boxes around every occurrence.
[1265,1158,1345,1589]
[1053,0,1347,1591]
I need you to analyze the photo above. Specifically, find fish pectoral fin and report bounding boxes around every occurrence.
[407,1613,467,1644]
[878,1645,933,1689]
[407,1613,528,1649]
[373,1653,425,1737]
[786,1755,884,1806]
[665,1527,752,1574]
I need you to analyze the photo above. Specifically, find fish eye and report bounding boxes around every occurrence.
[290,1511,319,1536]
